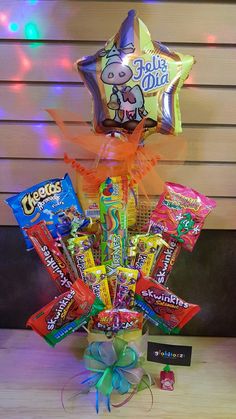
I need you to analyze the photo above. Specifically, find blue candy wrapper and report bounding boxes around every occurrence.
[5,174,83,250]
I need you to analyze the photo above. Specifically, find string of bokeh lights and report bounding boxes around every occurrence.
[0,0,217,153]
[0,11,40,39]
[0,1,63,152]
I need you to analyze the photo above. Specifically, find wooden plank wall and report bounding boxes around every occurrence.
[1,1,236,228]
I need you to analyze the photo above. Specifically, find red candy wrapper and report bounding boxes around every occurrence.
[90,309,143,335]
[27,278,105,346]
[135,274,200,333]
[149,182,216,251]
[151,233,181,285]
[25,220,76,293]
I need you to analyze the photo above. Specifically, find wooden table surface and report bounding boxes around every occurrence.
[1,329,236,419]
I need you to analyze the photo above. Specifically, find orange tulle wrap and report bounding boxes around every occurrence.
[47,110,164,197]
[47,108,187,204]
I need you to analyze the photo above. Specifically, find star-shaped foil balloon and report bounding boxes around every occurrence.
[76,9,194,137]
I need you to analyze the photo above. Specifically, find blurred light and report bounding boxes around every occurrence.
[28,0,38,4]
[11,76,21,81]
[30,42,43,49]
[25,22,40,39]
[22,57,32,69]
[60,58,72,69]
[0,13,7,23]
[10,84,23,91]
[53,85,63,95]
[207,34,216,43]
[9,22,19,32]
[41,138,60,156]
[50,137,59,147]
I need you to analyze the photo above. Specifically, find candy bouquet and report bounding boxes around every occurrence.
[5,9,216,413]
[5,173,215,411]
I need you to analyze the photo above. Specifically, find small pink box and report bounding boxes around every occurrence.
[160,370,175,391]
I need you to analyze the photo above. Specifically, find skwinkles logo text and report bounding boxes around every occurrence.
[141,288,189,309]
[154,239,178,284]
[21,181,62,215]
[147,342,192,366]
[41,245,72,289]
[46,290,76,331]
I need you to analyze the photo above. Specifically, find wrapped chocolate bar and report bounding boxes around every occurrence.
[149,182,216,251]
[134,234,169,276]
[25,221,76,293]
[113,266,139,309]
[135,274,200,334]
[84,265,112,309]
[27,278,105,346]
[5,174,83,250]
[67,235,95,282]
[99,176,128,299]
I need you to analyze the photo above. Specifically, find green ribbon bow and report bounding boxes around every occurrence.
[82,337,148,412]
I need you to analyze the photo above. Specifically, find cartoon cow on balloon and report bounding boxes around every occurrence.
[100,43,156,131]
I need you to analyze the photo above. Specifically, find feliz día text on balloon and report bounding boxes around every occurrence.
[132,56,169,92]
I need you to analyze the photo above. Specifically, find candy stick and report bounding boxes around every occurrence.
[82,324,91,334]
[57,234,79,278]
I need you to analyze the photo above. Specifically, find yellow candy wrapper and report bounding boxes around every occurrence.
[84,265,112,309]
[67,235,95,282]
[127,184,138,227]
[127,234,146,265]
[134,234,169,276]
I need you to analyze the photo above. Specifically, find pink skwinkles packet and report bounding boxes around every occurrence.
[149,182,216,251]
